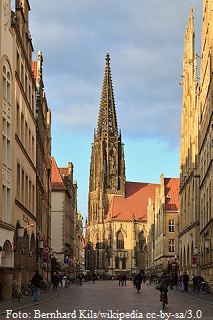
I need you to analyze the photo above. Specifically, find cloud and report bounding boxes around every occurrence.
[30,0,202,147]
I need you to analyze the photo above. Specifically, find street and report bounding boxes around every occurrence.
[1,281,213,320]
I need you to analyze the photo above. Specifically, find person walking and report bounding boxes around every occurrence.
[52,272,59,290]
[183,272,189,293]
[118,274,123,286]
[31,270,43,302]
[122,273,127,286]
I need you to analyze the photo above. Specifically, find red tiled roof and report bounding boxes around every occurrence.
[165,178,180,211]
[51,157,66,190]
[107,181,159,221]
[32,61,37,80]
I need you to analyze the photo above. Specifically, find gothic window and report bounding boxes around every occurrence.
[139,231,145,249]
[115,256,119,269]
[122,257,126,269]
[117,231,124,249]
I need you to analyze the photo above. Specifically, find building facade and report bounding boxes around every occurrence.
[179,7,200,278]
[32,51,51,281]
[51,157,77,279]
[199,0,213,281]
[85,54,159,277]
[0,0,15,301]
[153,175,180,276]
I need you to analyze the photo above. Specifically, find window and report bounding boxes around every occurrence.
[169,220,175,232]
[16,104,20,136]
[117,231,124,249]
[115,256,119,269]
[17,163,20,200]
[169,239,175,252]
[122,257,126,270]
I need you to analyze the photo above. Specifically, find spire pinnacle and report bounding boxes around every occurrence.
[96,53,118,138]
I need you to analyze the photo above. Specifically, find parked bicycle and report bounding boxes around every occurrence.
[12,280,21,301]
[196,281,213,294]
[21,281,32,298]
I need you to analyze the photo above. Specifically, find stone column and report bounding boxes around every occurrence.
[1,268,14,301]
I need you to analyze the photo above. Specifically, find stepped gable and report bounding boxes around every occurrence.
[165,178,180,211]
[51,157,66,190]
[107,181,159,220]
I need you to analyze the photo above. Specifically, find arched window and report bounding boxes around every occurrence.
[122,257,126,270]
[115,256,119,269]
[117,231,124,249]
[3,66,11,104]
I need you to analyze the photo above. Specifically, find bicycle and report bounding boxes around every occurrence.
[161,291,166,309]
[21,282,32,298]
[12,280,21,302]
[200,282,213,294]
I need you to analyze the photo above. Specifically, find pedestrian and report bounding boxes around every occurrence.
[118,274,123,286]
[183,271,189,293]
[146,274,150,285]
[52,272,59,290]
[122,273,127,286]
[92,273,96,283]
[31,270,43,302]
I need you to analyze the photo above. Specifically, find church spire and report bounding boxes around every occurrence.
[97,53,118,138]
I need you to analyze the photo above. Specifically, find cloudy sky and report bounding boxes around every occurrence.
[24,0,202,219]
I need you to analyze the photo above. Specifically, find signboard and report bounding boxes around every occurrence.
[192,255,197,267]
[42,253,48,263]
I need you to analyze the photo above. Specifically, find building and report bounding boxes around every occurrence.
[0,0,15,301]
[152,175,179,276]
[199,0,213,281]
[12,0,37,292]
[51,157,77,279]
[32,51,51,281]
[85,53,159,277]
[179,7,200,278]
[74,211,84,274]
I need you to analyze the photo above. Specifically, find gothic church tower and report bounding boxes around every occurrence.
[86,53,125,275]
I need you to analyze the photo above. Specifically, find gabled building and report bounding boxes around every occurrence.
[179,7,200,278]
[51,157,77,278]
[153,175,180,276]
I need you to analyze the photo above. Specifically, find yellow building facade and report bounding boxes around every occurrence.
[179,7,200,278]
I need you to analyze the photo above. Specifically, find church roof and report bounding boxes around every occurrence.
[51,157,66,190]
[164,178,180,211]
[107,181,159,221]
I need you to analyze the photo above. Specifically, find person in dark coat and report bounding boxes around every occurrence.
[122,273,127,286]
[183,272,189,293]
[159,272,170,304]
[31,271,43,301]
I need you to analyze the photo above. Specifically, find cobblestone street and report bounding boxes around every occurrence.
[1,281,213,319]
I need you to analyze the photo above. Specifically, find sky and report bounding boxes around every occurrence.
[22,0,203,219]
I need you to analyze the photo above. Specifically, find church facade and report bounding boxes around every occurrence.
[85,54,159,277]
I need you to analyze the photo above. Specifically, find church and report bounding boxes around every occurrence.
[85,53,160,277]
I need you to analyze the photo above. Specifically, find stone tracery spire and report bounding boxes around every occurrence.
[97,53,118,138]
